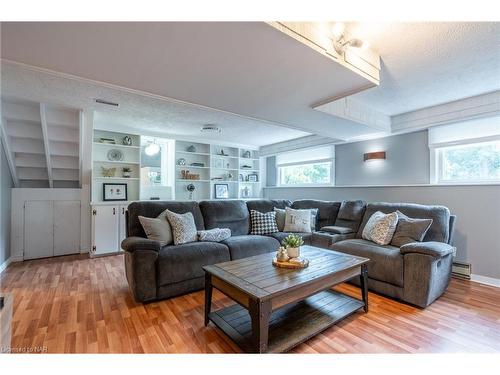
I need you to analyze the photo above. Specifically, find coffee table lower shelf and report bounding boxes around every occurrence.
[209,289,364,353]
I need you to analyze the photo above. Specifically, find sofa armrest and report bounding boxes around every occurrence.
[121,236,161,253]
[319,226,354,235]
[400,241,456,258]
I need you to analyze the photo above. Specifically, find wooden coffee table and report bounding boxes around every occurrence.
[203,245,369,353]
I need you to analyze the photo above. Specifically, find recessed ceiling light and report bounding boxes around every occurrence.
[200,125,221,133]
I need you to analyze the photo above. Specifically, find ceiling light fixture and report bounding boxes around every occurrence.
[200,125,221,133]
[145,139,160,156]
[331,23,369,55]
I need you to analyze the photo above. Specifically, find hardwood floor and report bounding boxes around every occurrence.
[1,253,499,353]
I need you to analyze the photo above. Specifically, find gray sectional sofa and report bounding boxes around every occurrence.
[122,199,456,308]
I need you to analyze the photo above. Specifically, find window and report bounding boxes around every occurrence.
[436,139,500,183]
[276,145,334,186]
[429,117,500,184]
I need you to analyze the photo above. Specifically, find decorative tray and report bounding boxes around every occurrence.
[272,257,309,269]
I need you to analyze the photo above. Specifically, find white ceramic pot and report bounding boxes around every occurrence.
[287,246,300,258]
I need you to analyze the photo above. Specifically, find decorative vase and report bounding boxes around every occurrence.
[287,246,300,258]
[122,172,131,178]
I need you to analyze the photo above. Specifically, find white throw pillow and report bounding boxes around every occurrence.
[362,211,399,245]
[283,207,312,233]
[138,209,173,246]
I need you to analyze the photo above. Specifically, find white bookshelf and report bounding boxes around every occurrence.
[92,130,141,202]
[174,141,260,200]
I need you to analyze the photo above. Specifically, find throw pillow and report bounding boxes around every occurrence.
[138,209,173,246]
[273,207,286,231]
[391,211,433,247]
[198,228,231,242]
[283,207,312,233]
[362,211,398,245]
[250,210,279,235]
[165,210,198,245]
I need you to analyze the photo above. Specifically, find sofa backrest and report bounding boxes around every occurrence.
[291,199,341,230]
[356,202,451,243]
[334,200,366,232]
[199,200,250,236]
[246,199,292,213]
[127,201,205,238]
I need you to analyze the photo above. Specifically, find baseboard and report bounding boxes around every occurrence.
[471,274,500,288]
[0,256,23,274]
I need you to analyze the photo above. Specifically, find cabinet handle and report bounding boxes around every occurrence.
[113,207,116,215]
[122,207,125,215]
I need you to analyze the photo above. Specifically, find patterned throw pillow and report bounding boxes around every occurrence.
[283,207,312,233]
[391,211,433,247]
[250,210,279,235]
[165,210,198,245]
[362,211,399,245]
[138,209,173,246]
[198,228,231,242]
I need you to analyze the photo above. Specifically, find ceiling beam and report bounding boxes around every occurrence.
[0,118,20,187]
[39,103,54,188]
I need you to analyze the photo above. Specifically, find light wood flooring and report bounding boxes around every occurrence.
[1,253,499,353]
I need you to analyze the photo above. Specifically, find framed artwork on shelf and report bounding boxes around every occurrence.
[248,173,258,182]
[103,183,128,201]
[213,158,225,169]
[214,184,229,199]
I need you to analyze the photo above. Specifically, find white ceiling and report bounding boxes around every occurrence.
[1,22,499,148]
[346,22,500,115]
[0,22,378,142]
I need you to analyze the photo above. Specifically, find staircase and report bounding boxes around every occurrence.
[0,98,81,188]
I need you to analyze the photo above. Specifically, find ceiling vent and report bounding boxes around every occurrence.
[95,98,119,107]
[200,125,221,133]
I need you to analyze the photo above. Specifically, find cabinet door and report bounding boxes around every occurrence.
[24,201,54,260]
[92,205,119,256]
[118,204,128,251]
[54,201,81,256]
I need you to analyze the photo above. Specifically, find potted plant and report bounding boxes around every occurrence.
[282,234,304,258]
[122,167,132,178]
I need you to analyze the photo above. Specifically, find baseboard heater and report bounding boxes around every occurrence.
[452,261,472,280]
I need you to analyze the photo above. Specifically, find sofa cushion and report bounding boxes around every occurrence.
[362,211,399,245]
[246,199,292,213]
[128,201,204,238]
[311,232,355,248]
[291,200,340,230]
[199,200,250,236]
[357,202,450,243]
[267,232,312,246]
[391,211,433,247]
[320,226,354,235]
[250,210,279,235]
[222,235,280,260]
[198,228,231,242]
[331,239,404,287]
[334,200,366,232]
[157,242,230,286]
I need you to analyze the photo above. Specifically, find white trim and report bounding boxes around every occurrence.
[277,159,334,187]
[263,183,500,189]
[471,274,500,288]
[0,256,23,274]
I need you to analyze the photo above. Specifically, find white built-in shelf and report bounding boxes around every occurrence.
[211,180,238,183]
[240,181,261,184]
[211,154,239,159]
[176,150,211,156]
[240,158,259,161]
[178,179,210,182]
[211,167,239,171]
[239,169,260,172]
[176,165,210,169]
[93,160,140,165]
[94,177,140,181]
[93,142,140,150]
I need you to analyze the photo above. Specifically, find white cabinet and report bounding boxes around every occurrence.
[24,200,81,260]
[91,203,129,257]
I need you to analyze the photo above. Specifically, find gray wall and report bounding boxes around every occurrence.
[266,156,277,187]
[335,130,430,186]
[1,138,14,266]
[263,130,500,279]
[264,185,500,279]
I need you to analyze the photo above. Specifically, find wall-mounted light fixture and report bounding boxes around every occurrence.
[363,151,386,162]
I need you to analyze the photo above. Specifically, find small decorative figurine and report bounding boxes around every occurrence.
[276,246,289,262]
[122,136,132,146]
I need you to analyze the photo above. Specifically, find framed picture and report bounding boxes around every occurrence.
[103,183,128,201]
[214,184,229,199]
[213,158,224,169]
[248,173,258,182]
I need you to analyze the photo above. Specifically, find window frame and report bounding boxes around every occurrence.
[277,158,335,187]
[430,135,500,185]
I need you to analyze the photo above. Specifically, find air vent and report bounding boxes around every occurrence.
[200,125,221,133]
[94,99,119,107]
[452,261,471,280]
